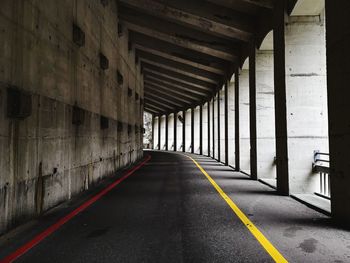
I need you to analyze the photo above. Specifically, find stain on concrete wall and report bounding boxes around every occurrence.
[0,0,144,234]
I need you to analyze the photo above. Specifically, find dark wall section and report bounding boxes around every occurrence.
[0,0,144,234]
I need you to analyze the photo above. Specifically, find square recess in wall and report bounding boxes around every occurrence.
[118,23,123,37]
[73,24,85,47]
[117,121,123,132]
[100,0,108,7]
[6,86,32,119]
[128,87,133,97]
[117,71,123,86]
[135,92,139,101]
[100,53,109,70]
[100,116,109,130]
[72,105,85,125]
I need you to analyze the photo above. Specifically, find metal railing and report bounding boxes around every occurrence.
[312,151,330,199]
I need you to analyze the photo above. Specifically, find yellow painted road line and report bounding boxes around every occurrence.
[186,155,288,263]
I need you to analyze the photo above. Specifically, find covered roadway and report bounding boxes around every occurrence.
[1,152,349,262]
[1,0,350,262]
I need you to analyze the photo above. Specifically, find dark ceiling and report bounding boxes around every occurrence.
[117,0,296,115]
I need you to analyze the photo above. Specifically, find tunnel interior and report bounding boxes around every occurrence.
[1,0,350,262]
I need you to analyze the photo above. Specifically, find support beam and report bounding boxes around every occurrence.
[145,97,176,112]
[182,110,186,152]
[174,112,177,151]
[119,0,252,42]
[249,47,257,180]
[145,76,207,100]
[123,21,237,61]
[145,85,193,105]
[165,114,169,151]
[208,101,211,157]
[145,81,196,103]
[145,91,184,108]
[273,0,289,195]
[208,0,273,10]
[325,0,350,224]
[191,108,195,154]
[145,107,159,115]
[143,68,212,95]
[158,115,161,150]
[145,101,169,113]
[200,105,203,155]
[235,69,240,171]
[140,57,219,84]
[134,44,226,75]
[224,82,229,166]
[217,90,221,162]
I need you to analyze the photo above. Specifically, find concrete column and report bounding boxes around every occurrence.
[273,0,289,195]
[194,106,200,154]
[228,76,236,167]
[250,48,258,180]
[217,91,221,162]
[177,112,183,151]
[224,83,229,165]
[165,114,169,151]
[326,0,350,223]
[285,12,328,194]
[212,98,215,158]
[168,113,174,150]
[158,115,161,150]
[235,70,240,171]
[240,63,250,174]
[208,101,211,157]
[185,109,192,152]
[191,108,195,154]
[152,115,155,149]
[174,112,177,151]
[200,105,203,155]
[256,49,276,181]
[220,88,225,162]
[154,116,159,150]
[182,110,186,152]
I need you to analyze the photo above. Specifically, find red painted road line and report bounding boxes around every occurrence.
[0,155,152,263]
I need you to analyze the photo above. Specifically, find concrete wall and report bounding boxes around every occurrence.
[154,117,159,149]
[0,0,143,234]
[168,113,174,150]
[219,87,225,162]
[227,76,236,167]
[160,115,166,150]
[285,13,328,194]
[210,98,215,158]
[202,102,209,156]
[239,68,251,174]
[256,50,276,180]
[213,95,218,159]
[176,112,183,151]
[185,109,191,152]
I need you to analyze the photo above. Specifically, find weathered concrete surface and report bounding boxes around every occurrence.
[227,76,236,168]
[0,0,143,234]
[193,106,200,154]
[256,50,276,180]
[239,66,251,175]
[285,13,328,194]
[202,102,209,156]
[326,0,350,224]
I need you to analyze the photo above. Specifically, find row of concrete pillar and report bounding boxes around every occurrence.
[149,1,350,225]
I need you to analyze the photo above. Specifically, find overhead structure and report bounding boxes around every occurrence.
[118,0,297,115]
